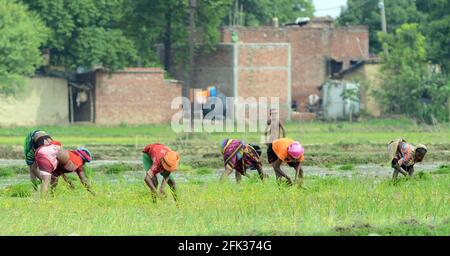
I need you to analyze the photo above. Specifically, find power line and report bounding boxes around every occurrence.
[315,0,373,13]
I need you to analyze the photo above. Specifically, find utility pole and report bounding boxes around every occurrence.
[185,0,196,98]
[379,0,388,56]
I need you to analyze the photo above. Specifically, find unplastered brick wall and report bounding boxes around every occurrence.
[95,68,182,125]
[236,44,290,121]
[193,43,291,121]
[222,24,369,111]
[193,44,234,96]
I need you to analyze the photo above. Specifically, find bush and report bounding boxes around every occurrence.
[375,24,450,124]
[0,0,48,95]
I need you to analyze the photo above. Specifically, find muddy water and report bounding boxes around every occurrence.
[0,159,446,189]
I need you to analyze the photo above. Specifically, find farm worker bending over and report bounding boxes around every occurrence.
[34,140,94,195]
[24,130,54,189]
[220,139,267,183]
[142,143,179,203]
[267,138,305,187]
[388,139,427,180]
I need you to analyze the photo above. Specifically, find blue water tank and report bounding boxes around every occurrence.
[209,86,217,97]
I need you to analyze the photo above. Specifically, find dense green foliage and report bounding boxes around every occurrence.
[337,0,450,74]
[121,0,236,70]
[19,0,137,70]
[375,24,450,123]
[337,0,423,54]
[15,0,314,71]
[0,0,48,95]
[416,0,450,72]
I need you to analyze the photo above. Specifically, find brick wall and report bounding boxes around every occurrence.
[193,44,234,97]
[221,24,369,111]
[236,44,290,120]
[95,68,182,125]
[192,43,291,121]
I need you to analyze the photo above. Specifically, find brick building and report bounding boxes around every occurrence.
[69,68,182,125]
[94,68,182,125]
[189,18,369,119]
[193,43,291,119]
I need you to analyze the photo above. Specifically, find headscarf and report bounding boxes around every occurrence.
[76,147,93,163]
[415,144,427,151]
[161,151,180,172]
[287,142,304,159]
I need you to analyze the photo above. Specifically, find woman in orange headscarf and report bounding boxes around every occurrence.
[142,143,180,202]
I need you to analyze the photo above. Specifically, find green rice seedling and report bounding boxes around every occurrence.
[324,163,335,169]
[104,164,128,174]
[195,167,214,176]
[99,163,141,175]
[178,164,193,172]
[0,172,448,235]
[0,167,15,177]
[415,171,431,180]
[1,182,33,198]
[433,165,450,175]
[339,164,354,171]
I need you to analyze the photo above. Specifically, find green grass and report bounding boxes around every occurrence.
[0,171,448,235]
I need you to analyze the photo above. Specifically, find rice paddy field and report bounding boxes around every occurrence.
[0,118,449,235]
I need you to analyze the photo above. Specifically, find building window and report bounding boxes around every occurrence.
[327,58,343,76]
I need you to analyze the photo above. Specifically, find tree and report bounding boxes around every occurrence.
[416,0,450,72]
[122,0,234,71]
[20,0,137,71]
[0,0,48,95]
[337,0,424,54]
[121,0,188,70]
[375,23,449,123]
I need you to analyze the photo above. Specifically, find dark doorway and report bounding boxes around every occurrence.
[69,72,95,123]
[326,58,343,77]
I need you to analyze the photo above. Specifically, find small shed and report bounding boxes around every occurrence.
[321,80,360,120]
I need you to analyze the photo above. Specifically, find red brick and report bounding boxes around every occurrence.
[95,68,182,125]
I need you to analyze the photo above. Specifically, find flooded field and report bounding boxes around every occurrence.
[0,159,447,189]
[0,120,449,235]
